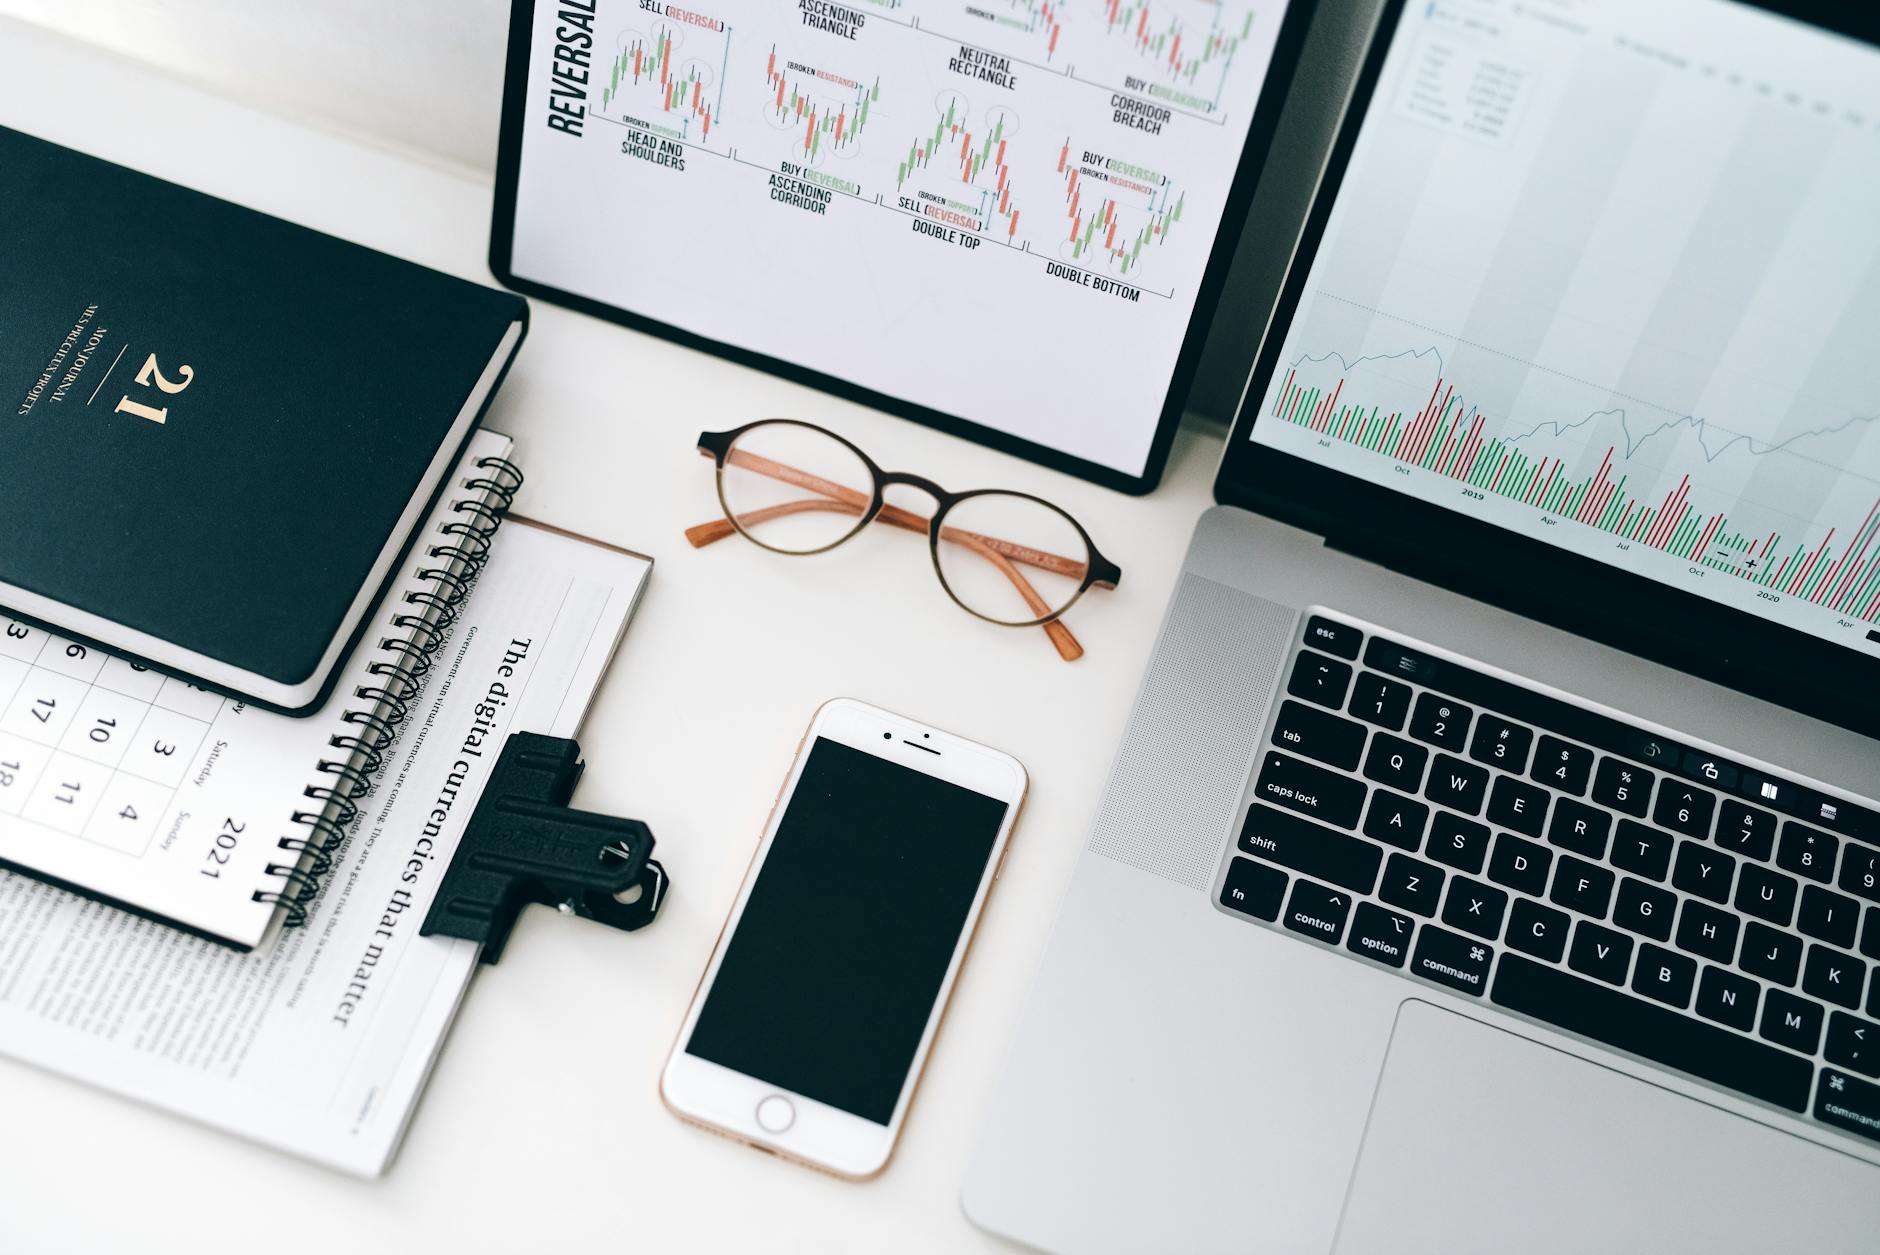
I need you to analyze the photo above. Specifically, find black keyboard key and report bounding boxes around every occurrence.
[1379,853,1444,917]
[1865,907,1880,962]
[1799,885,1860,949]
[1546,798,1611,859]
[1715,800,1777,862]
[1671,841,1734,904]
[1817,1068,1880,1145]
[1362,790,1429,852]
[1673,900,1738,964]
[1219,857,1286,920]
[1569,921,1633,984]
[1487,775,1550,838]
[1254,752,1366,830]
[1760,989,1825,1054]
[1425,755,1489,815]
[1507,898,1570,963]
[1303,614,1361,660]
[1488,833,1551,897]
[1407,693,1471,753]
[1286,650,1351,709]
[1346,901,1414,968]
[1735,863,1798,926]
[1269,700,1366,771]
[1742,922,1803,987]
[1653,780,1716,839]
[1531,735,1593,796]
[1611,820,1673,882]
[1803,944,1865,1011]
[1825,1012,1880,1079]
[1349,672,1412,731]
[1409,925,1494,996]
[1632,944,1697,1009]
[1613,877,1676,942]
[1591,758,1653,818]
[1842,841,1880,904]
[1362,733,1427,792]
[1342,641,1697,793]
[1237,804,1381,894]
[1282,878,1351,944]
[1696,965,1759,1032]
[1428,812,1491,875]
[1872,976,1880,1019]
[1778,822,1837,884]
[1492,954,1811,1112]
[1469,715,1532,773]
[1442,876,1508,941]
[1550,855,1614,919]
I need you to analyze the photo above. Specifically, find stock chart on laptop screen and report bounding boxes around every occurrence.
[1251,0,1880,656]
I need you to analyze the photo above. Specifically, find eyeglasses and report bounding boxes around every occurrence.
[685,420,1121,661]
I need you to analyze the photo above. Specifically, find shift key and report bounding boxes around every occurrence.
[1254,751,1367,829]
[1239,804,1381,894]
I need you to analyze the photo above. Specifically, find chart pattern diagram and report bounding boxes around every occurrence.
[1271,345,1880,626]
[895,91,1023,239]
[572,0,1287,295]
[763,45,881,165]
[600,10,732,143]
[1056,140,1183,276]
[1093,0,1260,113]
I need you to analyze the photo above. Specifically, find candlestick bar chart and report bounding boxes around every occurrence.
[604,17,730,141]
[1056,141,1183,275]
[1097,0,1257,108]
[1270,365,1880,624]
[764,46,880,163]
[897,94,1023,239]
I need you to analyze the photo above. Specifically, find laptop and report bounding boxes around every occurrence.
[964,1,1880,1251]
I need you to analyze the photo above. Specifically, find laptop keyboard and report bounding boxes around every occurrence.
[1218,610,1880,1149]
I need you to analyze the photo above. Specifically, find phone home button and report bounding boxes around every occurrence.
[755,1095,795,1133]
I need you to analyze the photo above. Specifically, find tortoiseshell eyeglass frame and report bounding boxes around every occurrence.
[685,419,1123,662]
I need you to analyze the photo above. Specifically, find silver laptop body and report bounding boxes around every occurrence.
[964,1,1880,1250]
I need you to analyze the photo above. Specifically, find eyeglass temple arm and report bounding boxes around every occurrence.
[716,447,1101,583]
[684,498,1085,662]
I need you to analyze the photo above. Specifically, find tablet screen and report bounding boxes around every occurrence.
[500,0,1300,486]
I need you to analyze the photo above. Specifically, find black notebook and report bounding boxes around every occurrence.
[0,126,528,714]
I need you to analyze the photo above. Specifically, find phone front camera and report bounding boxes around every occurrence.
[883,732,892,740]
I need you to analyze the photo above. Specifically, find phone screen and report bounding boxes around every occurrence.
[685,736,1009,1125]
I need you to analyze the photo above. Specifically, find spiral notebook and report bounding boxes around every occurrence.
[0,496,652,1175]
[0,429,523,951]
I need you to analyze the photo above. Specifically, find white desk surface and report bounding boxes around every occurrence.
[0,22,1232,1253]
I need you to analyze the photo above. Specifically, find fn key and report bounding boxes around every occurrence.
[1220,857,1286,922]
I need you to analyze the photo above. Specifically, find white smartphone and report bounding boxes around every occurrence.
[661,698,1026,1179]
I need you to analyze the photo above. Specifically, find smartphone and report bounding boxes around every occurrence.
[661,698,1026,1179]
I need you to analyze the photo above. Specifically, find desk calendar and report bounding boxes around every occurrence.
[0,430,519,948]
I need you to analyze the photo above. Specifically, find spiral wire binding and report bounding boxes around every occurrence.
[253,456,522,926]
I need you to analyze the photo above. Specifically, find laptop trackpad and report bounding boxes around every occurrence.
[1333,999,1879,1254]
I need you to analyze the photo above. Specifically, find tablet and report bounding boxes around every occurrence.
[493,0,1314,492]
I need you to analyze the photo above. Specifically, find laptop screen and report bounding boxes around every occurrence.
[1246,0,1880,658]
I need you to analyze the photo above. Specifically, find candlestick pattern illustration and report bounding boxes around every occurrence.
[764,46,880,162]
[996,0,1066,59]
[1269,364,1880,623]
[603,17,729,141]
[896,93,1023,239]
[1098,0,1255,106]
[1057,140,1184,275]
